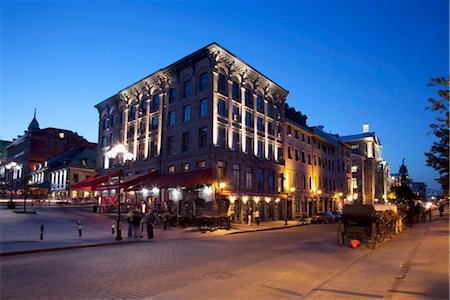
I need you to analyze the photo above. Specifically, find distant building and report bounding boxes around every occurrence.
[29,147,97,199]
[0,140,12,185]
[284,105,352,217]
[340,124,391,204]
[411,181,427,199]
[2,111,96,196]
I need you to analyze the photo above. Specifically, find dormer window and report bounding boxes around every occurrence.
[58,132,65,139]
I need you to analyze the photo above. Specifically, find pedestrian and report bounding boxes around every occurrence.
[132,209,142,238]
[227,203,235,229]
[146,211,156,238]
[164,213,169,231]
[439,203,445,217]
[248,207,253,226]
[254,208,260,225]
[127,210,134,237]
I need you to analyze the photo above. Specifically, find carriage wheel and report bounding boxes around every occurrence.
[371,223,377,249]
[337,222,345,247]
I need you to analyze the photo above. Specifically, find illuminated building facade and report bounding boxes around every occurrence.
[1,112,96,196]
[95,43,288,220]
[284,105,352,218]
[340,124,391,204]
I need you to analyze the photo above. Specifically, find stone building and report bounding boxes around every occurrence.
[284,105,352,218]
[340,124,391,204]
[2,112,96,196]
[29,147,97,200]
[95,43,288,221]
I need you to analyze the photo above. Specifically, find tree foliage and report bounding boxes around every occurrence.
[388,185,417,203]
[425,76,449,197]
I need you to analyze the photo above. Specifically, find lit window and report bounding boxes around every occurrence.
[183,105,191,122]
[199,99,208,117]
[351,166,358,173]
[182,163,189,172]
[58,132,65,139]
[169,111,176,126]
[168,165,175,174]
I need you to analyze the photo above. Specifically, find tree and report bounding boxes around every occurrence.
[425,76,449,198]
[388,185,416,204]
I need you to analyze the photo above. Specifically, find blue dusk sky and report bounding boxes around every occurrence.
[1,1,448,191]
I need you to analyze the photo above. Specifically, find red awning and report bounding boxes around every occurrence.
[126,168,213,191]
[71,170,122,190]
[96,170,159,191]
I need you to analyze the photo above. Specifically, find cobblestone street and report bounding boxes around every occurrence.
[1,209,448,299]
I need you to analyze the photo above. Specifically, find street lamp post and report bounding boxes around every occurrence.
[105,144,134,241]
[5,161,21,209]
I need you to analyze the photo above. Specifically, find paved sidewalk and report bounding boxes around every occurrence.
[0,204,303,256]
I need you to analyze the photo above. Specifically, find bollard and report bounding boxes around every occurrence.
[40,223,44,240]
[78,220,82,237]
[112,221,115,235]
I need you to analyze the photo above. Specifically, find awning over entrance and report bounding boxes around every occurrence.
[94,170,159,191]
[71,170,122,190]
[126,168,213,191]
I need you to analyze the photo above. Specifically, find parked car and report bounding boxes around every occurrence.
[312,211,335,224]
[332,211,342,221]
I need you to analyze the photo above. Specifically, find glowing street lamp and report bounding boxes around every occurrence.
[5,161,22,209]
[105,143,133,241]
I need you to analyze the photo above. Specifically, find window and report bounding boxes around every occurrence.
[150,141,157,157]
[246,167,253,190]
[169,88,176,104]
[183,80,191,98]
[245,111,253,128]
[352,178,358,189]
[199,99,208,117]
[268,144,274,160]
[302,133,305,142]
[151,116,158,130]
[182,163,189,172]
[102,136,108,147]
[257,168,264,190]
[267,101,273,117]
[140,100,147,115]
[111,114,116,127]
[303,175,306,189]
[245,89,253,107]
[314,155,317,165]
[73,173,79,183]
[268,171,275,192]
[257,117,264,132]
[199,127,207,148]
[256,95,264,113]
[182,132,190,152]
[295,130,298,139]
[287,125,292,136]
[167,136,174,155]
[218,127,227,148]
[232,131,241,151]
[218,100,227,117]
[232,81,240,100]
[295,149,299,161]
[351,166,358,173]
[267,122,273,135]
[151,95,159,112]
[197,160,206,169]
[217,161,226,180]
[169,111,176,126]
[246,137,253,155]
[257,140,264,158]
[58,132,65,139]
[199,73,208,91]
[128,105,136,121]
[218,74,227,95]
[102,118,108,130]
[127,125,134,139]
[233,164,241,188]
[232,106,240,122]
[301,151,306,163]
[308,154,311,165]
[168,165,175,174]
[183,105,191,122]
[119,109,123,124]
[287,147,292,159]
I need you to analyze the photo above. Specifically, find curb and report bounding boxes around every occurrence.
[0,239,145,257]
[1,223,306,257]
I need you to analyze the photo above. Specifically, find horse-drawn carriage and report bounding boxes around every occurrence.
[337,203,403,249]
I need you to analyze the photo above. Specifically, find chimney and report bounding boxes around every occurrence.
[317,125,324,131]
[363,123,369,133]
